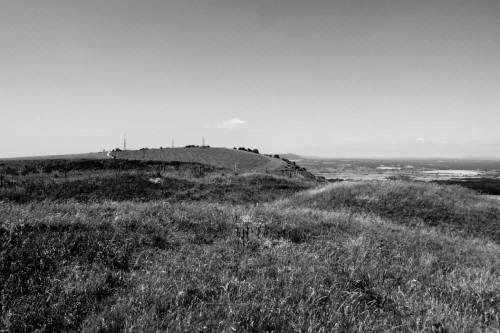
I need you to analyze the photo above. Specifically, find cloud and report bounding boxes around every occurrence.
[221,118,247,129]
[203,118,247,130]
[203,118,248,130]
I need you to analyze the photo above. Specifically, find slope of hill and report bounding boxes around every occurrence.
[0,152,111,161]
[112,147,286,173]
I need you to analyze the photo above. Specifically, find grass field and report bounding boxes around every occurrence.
[1,159,499,332]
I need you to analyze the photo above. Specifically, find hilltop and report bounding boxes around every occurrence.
[111,147,286,173]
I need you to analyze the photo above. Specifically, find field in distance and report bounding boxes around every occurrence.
[295,156,500,195]
[293,157,500,180]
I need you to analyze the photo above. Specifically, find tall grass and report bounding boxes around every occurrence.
[1,192,499,332]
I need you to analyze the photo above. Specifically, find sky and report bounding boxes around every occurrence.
[2,0,500,158]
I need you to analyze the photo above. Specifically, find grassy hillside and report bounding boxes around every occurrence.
[112,147,286,173]
[0,152,111,161]
[1,162,499,332]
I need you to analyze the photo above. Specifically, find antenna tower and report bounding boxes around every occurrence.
[123,134,127,150]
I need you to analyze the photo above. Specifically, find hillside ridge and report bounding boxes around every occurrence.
[111,147,285,173]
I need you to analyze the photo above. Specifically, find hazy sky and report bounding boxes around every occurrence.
[2,0,500,158]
